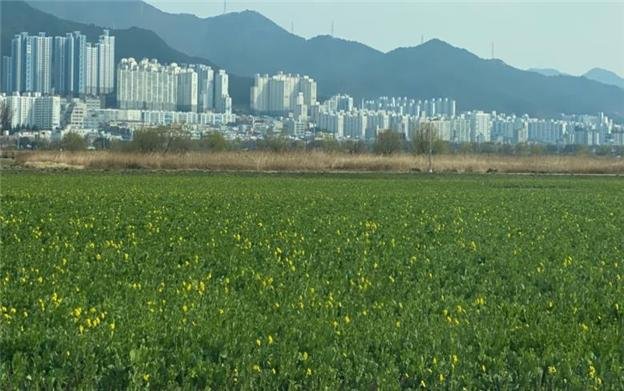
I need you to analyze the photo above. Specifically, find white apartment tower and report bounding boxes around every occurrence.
[85,44,99,96]
[97,30,115,95]
[117,58,231,113]
[177,69,198,113]
[0,93,60,130]
[251,72,317,115]
[214,70,231,114]
[52,36,67,94]
[34,33,53,94]
[471,111,492,142]
[193,65,215,112]
[7,31,115,96]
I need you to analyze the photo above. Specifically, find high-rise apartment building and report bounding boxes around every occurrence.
[0,93,60,129]
[326,95,354,112]
[177,69,198,113]
[214,70,231,114]
[193,64,215,112]
[22,34,34,92]
[117,58,178,111]
[97,30,115,94]
[471,111,492,142]
[1,56,12,92]
[10,34,24,93]
[73,32,88,95]
[32,33,53,94]
[8,33,52,94]
[6,31,114,96]
[362,96,456,118]
[117,58,230,113]
[52,36,67,94]
[250,73,317,115]
[85,44,99,95]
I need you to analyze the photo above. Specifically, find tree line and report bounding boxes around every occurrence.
[4,124,623,157]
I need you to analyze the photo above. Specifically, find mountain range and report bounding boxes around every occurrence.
[529,67,624,90]
[583,68,624,90]
[5,0,624,119]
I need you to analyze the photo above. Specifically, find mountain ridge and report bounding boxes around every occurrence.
[583,68,624,90]
[528,68,568,77]
[16,1,624,118]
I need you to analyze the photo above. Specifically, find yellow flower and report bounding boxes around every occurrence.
[252,364,261,373]
[588,364,597,379]
[142,373,150,382]
[306,368,312,376]
[256,339,261,347]
[548,366,557,375]
[438,373,445,383]
[267,335,274,345]
[302,351,308,361]
[451,354,459,367]
[469,241,477,252]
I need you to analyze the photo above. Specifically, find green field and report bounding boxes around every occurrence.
[1,172,623,388]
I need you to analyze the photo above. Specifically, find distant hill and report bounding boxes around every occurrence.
[528,68,568,77]
[0,1,251,108]
[583,68,624,90]
[28,0,624,119]
[529,67,624,91]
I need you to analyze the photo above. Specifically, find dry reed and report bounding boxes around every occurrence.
[9,151,624,174]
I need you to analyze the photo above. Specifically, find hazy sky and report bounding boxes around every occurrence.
[145,0,624,76]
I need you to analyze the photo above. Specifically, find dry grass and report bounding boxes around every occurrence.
[9,150,624,174]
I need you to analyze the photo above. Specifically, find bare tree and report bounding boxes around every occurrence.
[374,129,403,155]
[412,122,448,172]
[0,101,13,131]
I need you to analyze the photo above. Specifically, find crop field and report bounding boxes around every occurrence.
[1,172,623,388]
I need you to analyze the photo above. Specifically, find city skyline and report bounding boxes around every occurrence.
[145,0,624,77]
[0,25,621,147]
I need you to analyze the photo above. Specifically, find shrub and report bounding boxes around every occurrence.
[60,132,87,151]
[199,132,228,152]
[374,129,403,155]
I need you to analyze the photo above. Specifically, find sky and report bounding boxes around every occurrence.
[145,0,624,76]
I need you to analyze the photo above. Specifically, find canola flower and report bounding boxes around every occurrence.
[1,173,623,389]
